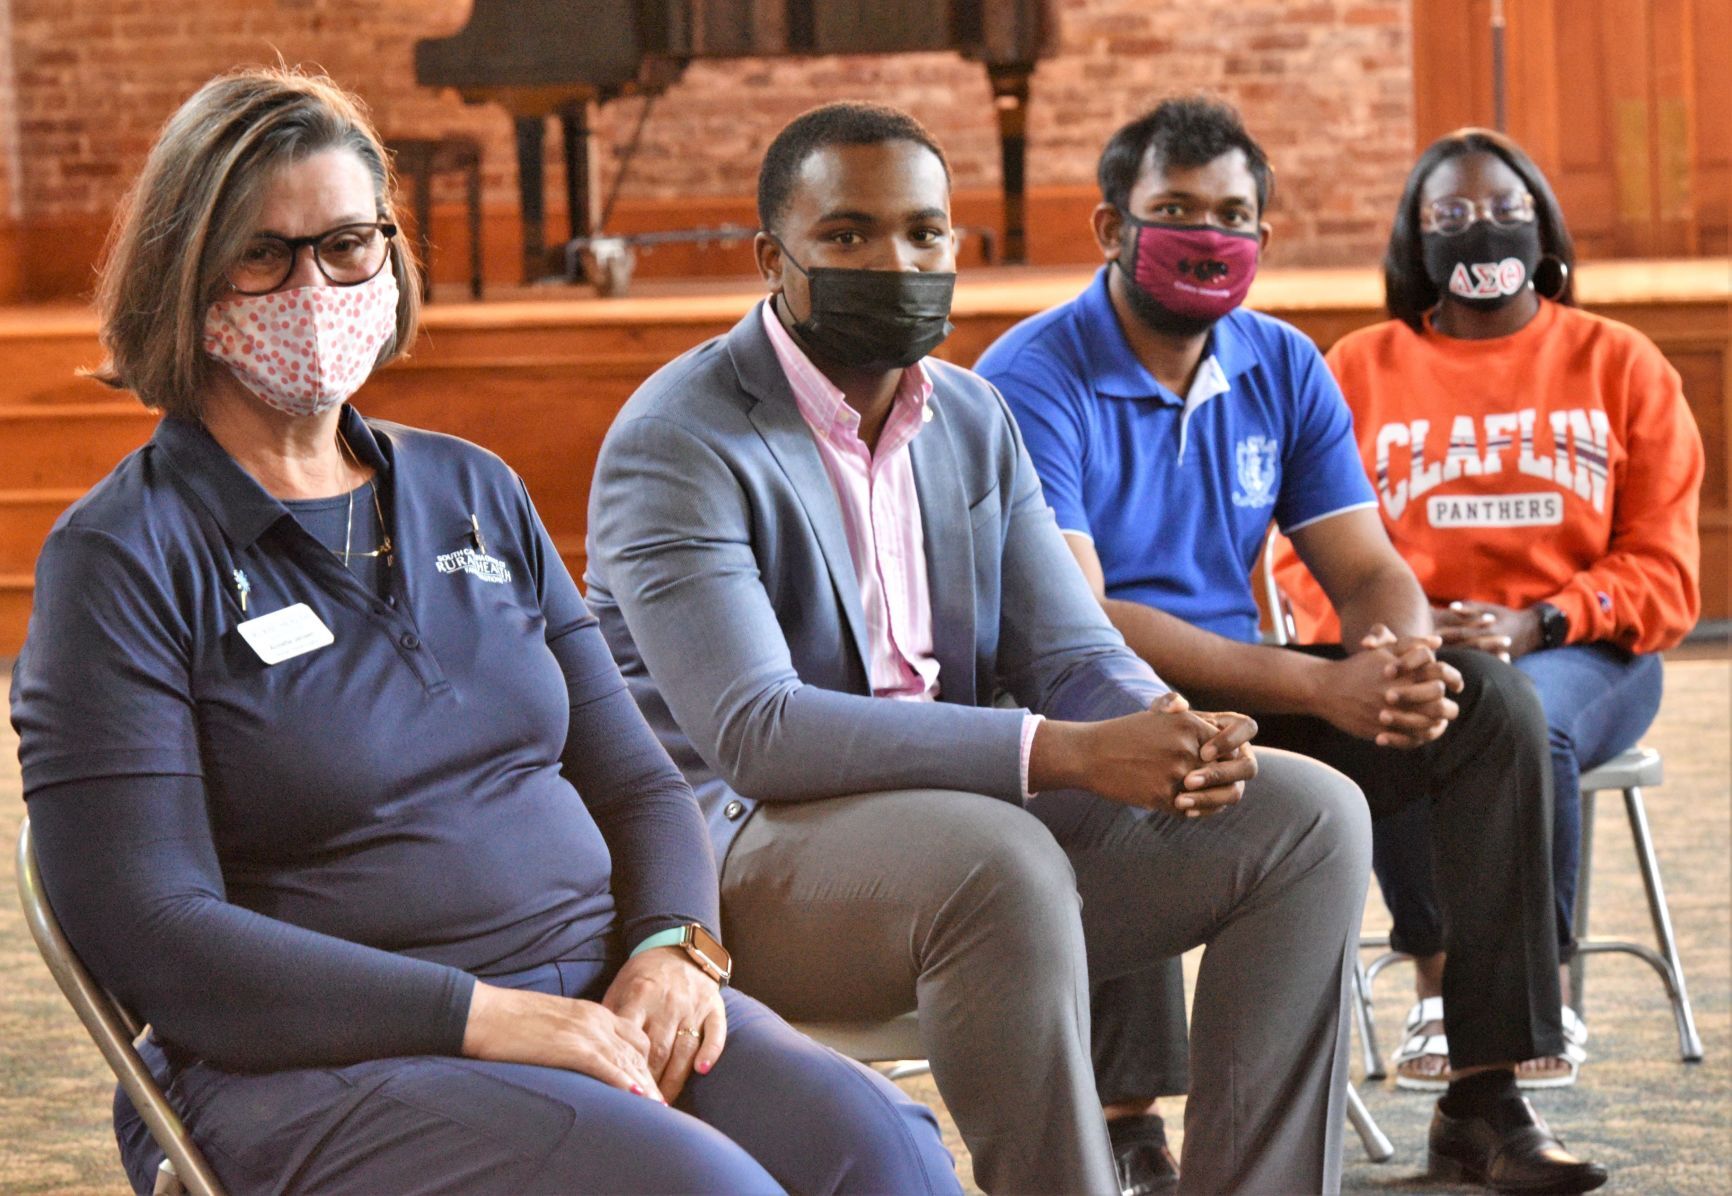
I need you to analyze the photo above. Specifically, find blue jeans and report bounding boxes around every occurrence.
[1373,644,1664,963]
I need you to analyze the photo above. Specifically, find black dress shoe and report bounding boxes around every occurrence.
[1108,1113,1179,1196]
[1429,1097,1608,1193]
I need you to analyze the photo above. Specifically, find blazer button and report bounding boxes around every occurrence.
[724,800,745,820]
[399,632,420,650]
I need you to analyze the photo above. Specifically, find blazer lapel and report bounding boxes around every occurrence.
[728,312,873,678]
[910,393,979,705]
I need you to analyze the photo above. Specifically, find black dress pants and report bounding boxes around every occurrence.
[1093,645,1564,1093]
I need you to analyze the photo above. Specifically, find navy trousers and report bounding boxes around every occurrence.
[117,956,957,1195]
[1372,644,1664,962]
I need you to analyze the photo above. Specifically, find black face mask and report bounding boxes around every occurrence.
[1422,220,1542,310]
[773,239,955,371]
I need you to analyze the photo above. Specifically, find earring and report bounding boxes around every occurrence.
[1533,254,1570,300]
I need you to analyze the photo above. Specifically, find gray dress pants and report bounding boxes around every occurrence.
[719,747,1372,1195]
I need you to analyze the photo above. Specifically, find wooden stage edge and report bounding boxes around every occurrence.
[2,258,1728,653]
[5,257,1729,337]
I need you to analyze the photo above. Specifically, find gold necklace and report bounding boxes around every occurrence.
[335,431,393,568]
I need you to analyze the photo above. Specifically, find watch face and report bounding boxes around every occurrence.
[1539,603,1568,648]
[686,924,732,982]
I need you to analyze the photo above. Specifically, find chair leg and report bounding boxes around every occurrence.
[1362,948,1412,997]
[152,1159,188,1196]
[1621,786,1705,1062]
[882,1059,932,1083]
[1363,949,1417,1082]
[1573,783,1704,1064]
[1569,788,1596,1017]
[1351,956,1385,1080]
[1346,1082,1395,1163]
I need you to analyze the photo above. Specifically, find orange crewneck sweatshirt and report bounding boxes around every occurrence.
[1274,299,1703,653]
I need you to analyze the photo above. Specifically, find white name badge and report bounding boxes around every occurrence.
[236,602,334,665]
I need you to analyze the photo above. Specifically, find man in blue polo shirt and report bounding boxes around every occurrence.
[978,96,1607,1194]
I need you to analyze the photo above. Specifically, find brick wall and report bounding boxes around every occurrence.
[3,0,1414,297]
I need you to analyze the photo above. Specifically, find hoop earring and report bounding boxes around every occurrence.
[1533,254,1570,300]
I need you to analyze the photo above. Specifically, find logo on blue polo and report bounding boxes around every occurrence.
[1232,435,1279,508]
[435,547,512,585]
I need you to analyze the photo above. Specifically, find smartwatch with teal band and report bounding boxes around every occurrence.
[631,927,689,956]
[630,923,732,986]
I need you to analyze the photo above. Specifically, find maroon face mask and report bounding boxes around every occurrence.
[1118,215,1261,322]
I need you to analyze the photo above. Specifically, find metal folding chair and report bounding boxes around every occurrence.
[1358,745,1704,1072]
[16,817,225,1196]
[794,1011,1395,1166]
[1269,515,1706,1074]
[1570,746,1703,1062]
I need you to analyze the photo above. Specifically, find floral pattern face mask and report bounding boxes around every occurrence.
[202,267,399,417]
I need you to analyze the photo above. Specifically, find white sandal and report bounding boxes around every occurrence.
[1392,996,1450,1091]
[1516,1006,1589,1090]
[1393,998,1590,1091]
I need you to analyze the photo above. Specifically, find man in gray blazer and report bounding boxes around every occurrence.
[586,102,1372,1196]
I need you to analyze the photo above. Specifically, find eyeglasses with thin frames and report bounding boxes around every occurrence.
[225,220,398,295]
[1419,192,1535,236]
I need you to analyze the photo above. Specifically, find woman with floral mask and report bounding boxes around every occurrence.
[9,68,956,1196]
[1275,128,1703,1094]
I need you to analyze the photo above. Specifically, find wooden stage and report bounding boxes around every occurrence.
[2,259,1727,654]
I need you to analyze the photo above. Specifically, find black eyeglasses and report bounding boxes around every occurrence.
[225,221,398,295]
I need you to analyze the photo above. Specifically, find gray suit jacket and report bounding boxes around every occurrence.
[586,308,1166,863]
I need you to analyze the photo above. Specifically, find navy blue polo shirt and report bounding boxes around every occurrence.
[977,268,1375,643]
[12,408,714,980]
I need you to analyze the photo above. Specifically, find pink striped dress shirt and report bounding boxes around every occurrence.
[760,301,1042,792]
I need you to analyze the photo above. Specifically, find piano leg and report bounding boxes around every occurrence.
[560,101,594,283]
[514,115,547,283]
[412,158,435,301]
[988,65,1031,266]
[465,143,484,300]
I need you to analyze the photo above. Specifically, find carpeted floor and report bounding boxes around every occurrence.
[1,658,1726,1194]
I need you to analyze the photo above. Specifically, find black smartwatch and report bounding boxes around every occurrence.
[1534,602,1569,650]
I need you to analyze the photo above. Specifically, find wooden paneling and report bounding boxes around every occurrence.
[1412,0,1729,259]
[0,222,23,305]
[1689,0,1731,254]
[2,260,1726,651]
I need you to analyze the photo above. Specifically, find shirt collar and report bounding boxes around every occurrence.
[153,404,393,551]
[1078,266,1257,404]
[758,298,933,449]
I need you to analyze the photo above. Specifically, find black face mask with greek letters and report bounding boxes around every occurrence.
[1422,221,1542,310]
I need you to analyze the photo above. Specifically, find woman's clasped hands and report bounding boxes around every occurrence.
[462,948,726,1105]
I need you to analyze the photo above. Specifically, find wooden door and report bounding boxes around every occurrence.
[1413,0,1729,259]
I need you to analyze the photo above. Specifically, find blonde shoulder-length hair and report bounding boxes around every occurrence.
[90,67,421,419]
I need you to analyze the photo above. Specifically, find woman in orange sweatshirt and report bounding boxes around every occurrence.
[1275,128,1703,1091]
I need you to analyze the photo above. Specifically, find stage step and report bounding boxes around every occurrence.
[1,574,31,653]
[3,403,158,489]
[0,314,110,406]
[0,490,84,575]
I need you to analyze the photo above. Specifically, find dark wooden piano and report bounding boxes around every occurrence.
[415,1,1057,281]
